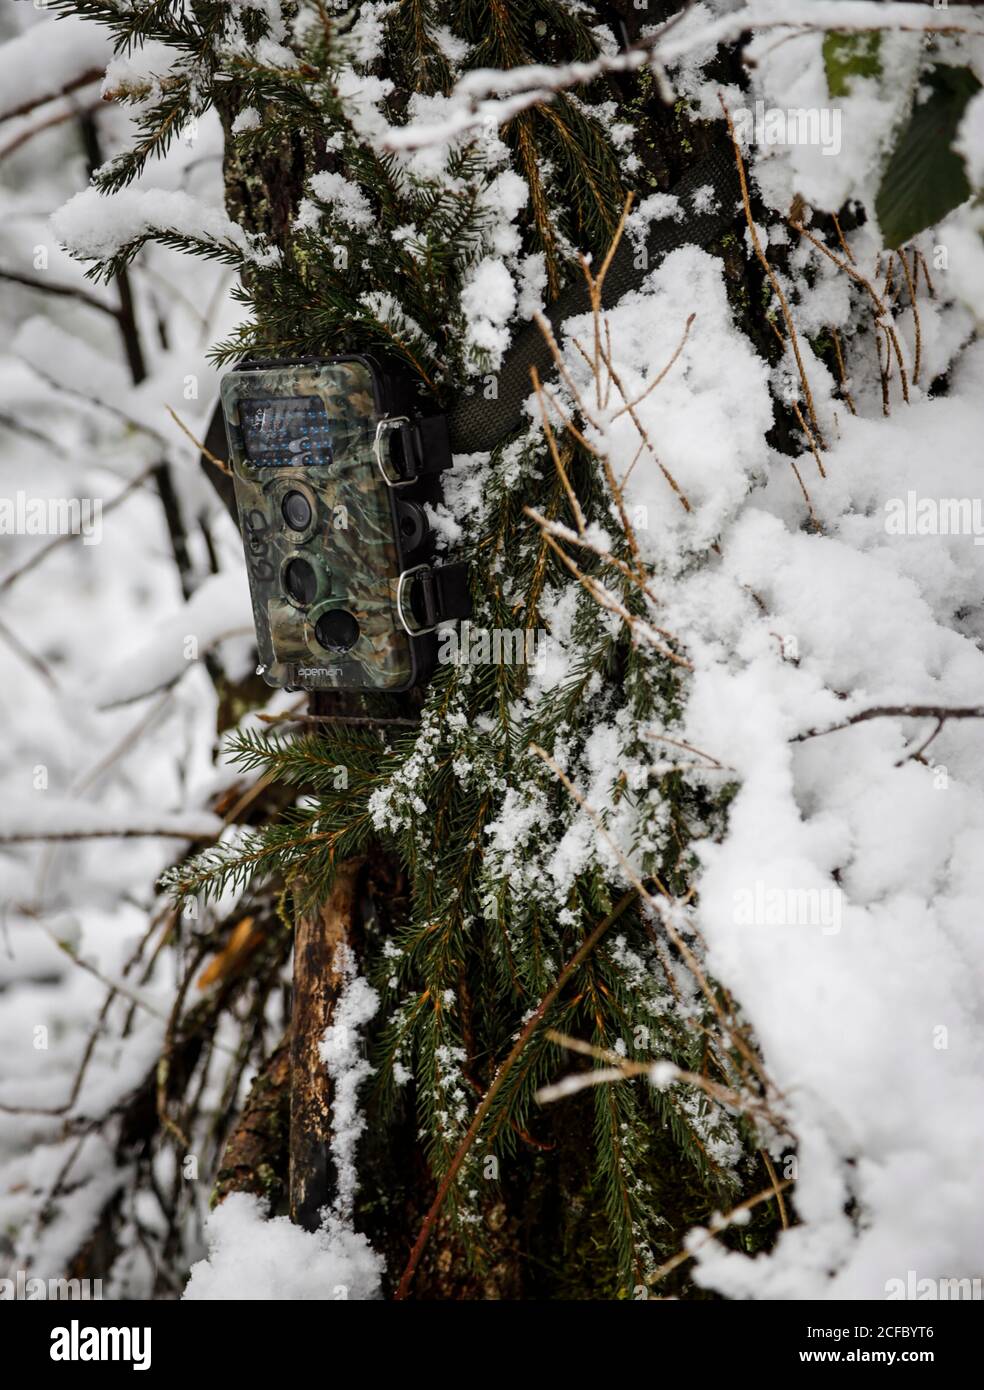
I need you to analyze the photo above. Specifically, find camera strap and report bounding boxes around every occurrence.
[396,559,472,636]
[202,143,737,498]
[374,412,452,485]
[445,141,740,456]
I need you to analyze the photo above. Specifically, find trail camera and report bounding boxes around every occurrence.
[220,357,470,692]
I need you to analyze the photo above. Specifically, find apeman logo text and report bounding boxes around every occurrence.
[50,1320,151,1371]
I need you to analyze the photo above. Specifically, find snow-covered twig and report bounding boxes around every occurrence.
[379,1,984,153]
[0,804,223,845]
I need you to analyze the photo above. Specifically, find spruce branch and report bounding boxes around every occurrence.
[394,887,640,1299]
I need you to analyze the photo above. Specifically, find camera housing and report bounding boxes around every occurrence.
[220,355,459,692]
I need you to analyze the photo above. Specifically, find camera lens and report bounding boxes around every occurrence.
[284,557,317,606]
[282,490,313,532]
[315,609,360,652]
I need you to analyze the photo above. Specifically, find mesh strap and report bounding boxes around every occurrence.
[446,143,740,455]
[201,145,740,489]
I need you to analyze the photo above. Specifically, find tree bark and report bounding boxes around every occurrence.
[214,1042,291,1212]
[288,859,363,1230]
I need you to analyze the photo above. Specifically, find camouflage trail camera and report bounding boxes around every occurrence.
[220,356,471,692]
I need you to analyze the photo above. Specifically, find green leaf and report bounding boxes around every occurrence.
[876,65,981,249]
[823,31,881,98]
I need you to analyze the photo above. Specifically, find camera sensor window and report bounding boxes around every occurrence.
[240,396,334,467]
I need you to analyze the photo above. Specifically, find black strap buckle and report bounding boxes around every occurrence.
[396,562,472,636]
[374,413,452,488]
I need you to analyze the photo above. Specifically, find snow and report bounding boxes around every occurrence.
[460,257,518,367]
[319,945,380,1223]
[87,571,254,708]
[0,798,222,842]
[663,373,984,1295]
[52,187,281,269]
[737,25,922,216]
[956,89,984,189]
[304,170,375,230]
[564,244,774,566]
[231,107,261,134]
[184,943,382,1301]
[184,1194,383,1300]
[0,15,109,121]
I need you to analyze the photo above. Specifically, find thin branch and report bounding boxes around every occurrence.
[916,249,936,300]
[0,464,157,595]
[0,822,219,845]
[643,731,729,769]
[380,6,984,152]
[599,340,693,514]
[645,1177,794,1287]
[611,313,695,419]
[898,249,921,385]
[0,69,104,123]
[792,704,984,742]
[897,717,945,767]
[831,212,855,266]
[537,1030,772,1120]
[166,405,232,476]
[527,518,694,669]
[528,368,588,533]
[789,219,889,318]
[786,456,821,529]
[722,96,824,448]
[792,401,826,479]
[0,612,60,691]
[255,711,420,729]
[0,267,119,319]
[760,1148,789,1230]
[829,326,856,415]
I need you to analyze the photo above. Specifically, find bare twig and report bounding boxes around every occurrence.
[0,266,118,318]
[786,456,821,529]
[831,212,855,266]
[722,96,824,449]
[792,704,984,743]
[611,313,695,419]
[645,1177,794,1287]
[0,69,104,123]
[829,326,856,415]
[526,518,694,669]
[537,1030,772,1120]
[760,1148,789,1230]
[0,819,219,845]
[528,368,588,533]
[0,612,60,690]
[792,401,826,479]
[255,711,420,729]
[166,405,232,475]
[898,249,921,385]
